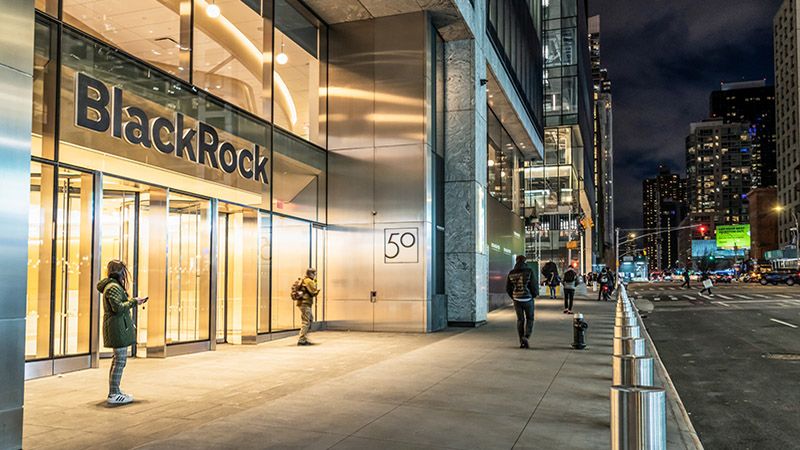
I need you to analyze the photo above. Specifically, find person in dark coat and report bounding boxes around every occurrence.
[506,255,539,348]
[97,260,147,405]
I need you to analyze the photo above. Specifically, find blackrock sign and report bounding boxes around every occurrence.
[74,72,269,185]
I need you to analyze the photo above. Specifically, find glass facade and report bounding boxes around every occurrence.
[26,5,328,372]
[487,110,523,211]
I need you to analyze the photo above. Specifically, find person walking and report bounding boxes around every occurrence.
[699,271,714,296]
[295,268,320,346]
[562,267,578,314]
[547,270,560,299]
[97,260,147,405]
[506,255,538,349]
[681,270,691,288]
[597,267,612,301]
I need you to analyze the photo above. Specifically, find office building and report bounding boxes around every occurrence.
[0,1,546,446]
[524,0,595,273]
[775,0,800,246]
[686,120,752,227]
[710,80,776,189]
[642,166,687,271]
[589,15,614,268]
[747,187,779,259]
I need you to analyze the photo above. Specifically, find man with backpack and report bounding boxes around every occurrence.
[506,255,539,349]
[562,266,578,314]
[292,268,320,346]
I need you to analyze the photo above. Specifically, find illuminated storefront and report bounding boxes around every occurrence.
[26,1,327,378]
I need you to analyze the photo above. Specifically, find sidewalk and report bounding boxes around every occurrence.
[23,296,646,449]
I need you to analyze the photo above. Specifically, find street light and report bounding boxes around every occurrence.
[774,205,799,246]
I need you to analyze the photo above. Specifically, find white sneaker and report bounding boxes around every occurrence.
[107,392,133,405]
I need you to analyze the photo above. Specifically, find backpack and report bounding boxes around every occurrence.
[290,278,306,301]
[563,270,576,283]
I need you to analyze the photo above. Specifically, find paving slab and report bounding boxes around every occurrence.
[21,295,684,449]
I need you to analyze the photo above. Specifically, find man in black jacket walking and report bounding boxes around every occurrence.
[506,255,539,348]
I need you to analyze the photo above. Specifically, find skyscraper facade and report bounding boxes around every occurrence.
[589,15,614,268]
[524,0,595,272]
[775,0,800,246]
[642,166,687,271]
[686,120,753,227]
[710,80,776,189]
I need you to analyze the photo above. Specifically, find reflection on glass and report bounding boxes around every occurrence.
[35,0,58,16]
[54,168,93,357]
[311,226,324,320]
[274,0,325,146]
[62,0,188,79]
[271,216,310,331]
[216,213,228,342]
[258,212,271,333]
[193,0,270,119]
[272,130,326,221]
[32,17,56,160]
[166,193,210,343]
[26,162,54,360]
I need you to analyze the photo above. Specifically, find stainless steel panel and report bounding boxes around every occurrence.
[325,300,374,331]
[52,354,91,375]
[373,300,426,332]
[374,144,426,224]
[374,222,427,302]
[208,199,218,351]
[0,67,32,321]
[87,172,100,368]
[328,20,375,151]
[326,225,374,302]
[146,188,168,358]
[24,359,53,380]
[0,0,34,75]
[167,340,210,357]
[327,148,375,225]
[0,319,25,407]
[0,407,23,450]
[373,13,427,148]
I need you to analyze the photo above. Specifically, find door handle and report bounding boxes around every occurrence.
[370,291,377,303]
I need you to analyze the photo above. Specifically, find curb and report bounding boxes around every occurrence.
[634,300,704,450]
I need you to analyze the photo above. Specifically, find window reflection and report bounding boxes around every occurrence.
[33,17,56,160]
[272,129,326,222]
[62,0,188,79]
[274,0,326,146]
[27,162,55,360]
[271,216,311,332]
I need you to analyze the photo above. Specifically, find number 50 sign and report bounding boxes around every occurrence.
[384,228,418,263]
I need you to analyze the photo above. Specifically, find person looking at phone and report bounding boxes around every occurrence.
[96,260,148,405]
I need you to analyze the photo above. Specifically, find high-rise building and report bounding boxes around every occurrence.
[686,120,753,226]
[710,80,776,188]
[747,187,780,259]
[1,1,548,444]
[775,0,800,246]
[524,0,595,273]
[642,166,687,271]
[589,15,614,268]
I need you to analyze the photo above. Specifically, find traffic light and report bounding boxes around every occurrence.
[698,225,707,236]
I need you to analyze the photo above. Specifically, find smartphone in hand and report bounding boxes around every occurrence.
[137,296,149,305]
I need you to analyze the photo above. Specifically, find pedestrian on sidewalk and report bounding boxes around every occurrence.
[97,260,148,406]
[293,268,321,346]
[506,255,538,349]
[597,267,612,301]
[547,271,560,299]
[562,266,577,314]
[699,271,714,296]
[681,270,691,288]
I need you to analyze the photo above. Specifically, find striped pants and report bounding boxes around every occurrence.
[109,347,127,396]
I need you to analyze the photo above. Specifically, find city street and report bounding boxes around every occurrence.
[629,281,800,449]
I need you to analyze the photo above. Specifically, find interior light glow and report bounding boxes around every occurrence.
[207,2,221,18]
[276,52,288,65]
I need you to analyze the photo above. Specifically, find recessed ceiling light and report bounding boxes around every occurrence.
[207,1,221,18]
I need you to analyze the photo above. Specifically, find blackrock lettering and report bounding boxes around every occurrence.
[75,72,269,184]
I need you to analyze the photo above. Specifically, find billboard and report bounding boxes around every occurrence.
[692,240,716,257]
[716,225,751,249]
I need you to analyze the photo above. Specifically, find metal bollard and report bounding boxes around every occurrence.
[613,325,641,339]
[613,337,646,357]
[612,355,654,386]
[610,386,666,450]
[615,315,638,327]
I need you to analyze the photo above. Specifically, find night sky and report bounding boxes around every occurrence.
[588,0,782,229]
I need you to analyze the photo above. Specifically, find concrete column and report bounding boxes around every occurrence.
[444,38,489,326]
[0,0,34,447]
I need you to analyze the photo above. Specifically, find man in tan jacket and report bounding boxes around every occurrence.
[297,268,320,346]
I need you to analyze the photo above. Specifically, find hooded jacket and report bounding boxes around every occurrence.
[97,278,137,349]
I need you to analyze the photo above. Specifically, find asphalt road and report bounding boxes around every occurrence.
[628,282,800,450]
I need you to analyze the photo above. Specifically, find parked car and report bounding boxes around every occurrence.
[760,271,799,286]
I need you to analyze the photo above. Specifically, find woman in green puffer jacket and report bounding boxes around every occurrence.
[96,260,147,405]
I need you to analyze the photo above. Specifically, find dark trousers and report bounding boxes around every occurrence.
[513,300,534,342]
[681,280,690,288]
[563,289,575,310]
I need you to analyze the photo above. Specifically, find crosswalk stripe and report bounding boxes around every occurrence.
[654,297,661,301]
[683,295,694,300]
[752,294,769,299]
[669,296,678,300]
[716,294,733,300]
[776,294,792,299]
[734,294,750,299]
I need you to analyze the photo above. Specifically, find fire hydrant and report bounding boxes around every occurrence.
[572,313,588,349]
